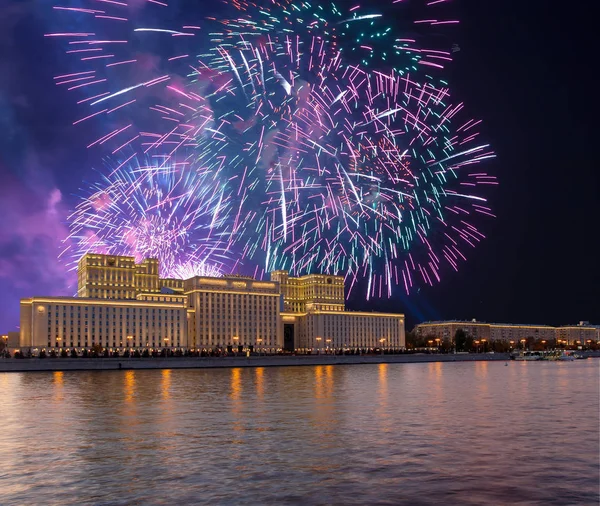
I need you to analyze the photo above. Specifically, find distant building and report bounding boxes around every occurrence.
[489,323,555,343]
[271,271,405,352]
[556,322,599,346]
[413,320,490,342]
[413,319,600,345]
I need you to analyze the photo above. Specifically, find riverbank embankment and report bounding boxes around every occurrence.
[2,352,599,373]
[0,353,517,372]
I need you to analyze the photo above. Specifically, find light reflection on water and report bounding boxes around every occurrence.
[0,361,598,505]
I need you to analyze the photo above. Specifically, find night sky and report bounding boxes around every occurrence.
[0,0,597,331]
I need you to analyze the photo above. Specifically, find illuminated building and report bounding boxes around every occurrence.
[20,254,280,353]
[414,320,600,345]
[413,320,491,342]
[21,253,190,353]
[15,254,189,353]
[270,270,345,313]
[271,271,405,352]
[414,320,555,342]
[19,254,405,354]
[556,322,600,346]
[20,295,188,352]
[489,323,555,342]
[185,275,281,352]
[77,254,183,299]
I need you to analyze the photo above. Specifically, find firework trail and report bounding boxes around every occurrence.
[47,0,497,298]
[63,156,231,278]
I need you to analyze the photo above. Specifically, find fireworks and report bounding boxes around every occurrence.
[64,157,231,278]
[48,0,497,298]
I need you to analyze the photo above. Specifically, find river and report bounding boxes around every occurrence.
[0,360,598,505]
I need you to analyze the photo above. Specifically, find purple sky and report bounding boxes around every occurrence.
[0,165,76,331]
[0,0,598,332]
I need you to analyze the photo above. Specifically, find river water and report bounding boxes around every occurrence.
[0,360,598,505]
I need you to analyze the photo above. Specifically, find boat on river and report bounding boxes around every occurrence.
[510,350,580,361]
[543,351,576,361]
[511,351,544,361]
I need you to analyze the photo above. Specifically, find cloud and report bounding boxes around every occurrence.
[0,167,75,330]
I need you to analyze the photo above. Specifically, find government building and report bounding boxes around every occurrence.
[19,254,405,355]
[271,270,405,352]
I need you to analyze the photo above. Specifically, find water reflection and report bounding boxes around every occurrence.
[229,368,245,441]
[375,363,392,434]
[230,367,242,401]
[0,371,8,391]
[313,365,324,399]
[52,371,64,402]
[0,361,598,506]
[124,370,136,403]
[475,359,489,377]
[161,369,171,400]
[255,367,264,399]
[378,362,388,394]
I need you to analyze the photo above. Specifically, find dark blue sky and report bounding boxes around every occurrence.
[377,1,598,327]
[0,0,597,331]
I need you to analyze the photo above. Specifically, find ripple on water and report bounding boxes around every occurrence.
[0,361,598,505]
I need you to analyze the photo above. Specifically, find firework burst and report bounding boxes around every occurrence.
[63,156,231,278]
[48,0,497,297]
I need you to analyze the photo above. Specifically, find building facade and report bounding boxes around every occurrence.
[413,320,600,345]
[413,320,491,342]
[556,323,600,346]
[272,271,405,352]
[489,324,555,343]
[77,254,183,299]
[20,295,188,352]
[19,254,406,354]
[184,275,281,352]
[270,270,345,313]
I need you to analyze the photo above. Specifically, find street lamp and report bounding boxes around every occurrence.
[481,338,487,353]
[316,337,322,355]
[257,338,263,357]
[163,337,169,356]
[474,340,480,353]
[509,340,515,350]
[520,339,527,350]
[434,338,441,352]
[326,338,332,354]
[1,335,8,358]
[380,338,386,355]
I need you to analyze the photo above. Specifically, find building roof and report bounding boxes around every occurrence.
[415,320,554,328]
[415,320,599,330]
